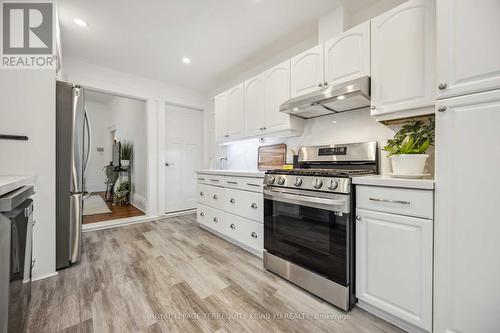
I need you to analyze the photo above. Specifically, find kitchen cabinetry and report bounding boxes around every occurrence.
[214,92,228,141]
[324,21,370,86]
[436,0,500,99]
[196,171,264,256]
[290,44,324,98]
[370,0,435,120]
[264,60,303,135]
[355,185,433,332]
[226,84,245,138]
[244,73,266,135]
[434,90,500,333]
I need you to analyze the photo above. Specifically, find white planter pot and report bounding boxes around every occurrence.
[390,154,428,175]
[121,159,130,167]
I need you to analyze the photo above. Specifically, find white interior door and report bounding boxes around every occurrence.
[164,104,203,213]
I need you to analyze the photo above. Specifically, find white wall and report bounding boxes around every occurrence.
[0,70,56,281]
[85,101,112,192]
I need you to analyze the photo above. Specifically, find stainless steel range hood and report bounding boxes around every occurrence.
[280,76,370,119]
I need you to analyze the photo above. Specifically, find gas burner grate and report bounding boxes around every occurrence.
[268,168,375,177]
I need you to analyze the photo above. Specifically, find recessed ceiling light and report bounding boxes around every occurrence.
[182,57,191,64]
[337,95,345,100]
[73,18,88,27]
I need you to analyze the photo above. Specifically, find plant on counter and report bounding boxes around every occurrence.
[120,141,133,167]
[383,118,435,175]
[113,180,131,205]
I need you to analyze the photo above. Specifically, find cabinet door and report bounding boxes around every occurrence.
[290,45,324,98]
[226,84,245,137]
[244,73,266,135]
[371,0,435,116]
[265,60,291,132]
[214,92,228,140]
[436,0,500,99]
[434,90,500,333]
[356,209,432,331]
[324,21,370,86]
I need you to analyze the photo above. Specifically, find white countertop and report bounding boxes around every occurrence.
[0,175,36,197]
[352,174,434,190]
[196,169,265,178]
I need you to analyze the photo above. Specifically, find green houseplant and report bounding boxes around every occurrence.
[383,119,435,175]
[120,141,133,167]
[113,180,131,205]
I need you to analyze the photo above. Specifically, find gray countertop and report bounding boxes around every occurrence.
[196,169,265,178]
[0,175,36,197]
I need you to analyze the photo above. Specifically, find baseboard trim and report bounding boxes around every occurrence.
[31,271,58,282]
[131,192,146,212]
[356,300,429,333]
[82,215,161,231]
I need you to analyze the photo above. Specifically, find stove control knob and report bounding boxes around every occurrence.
[277,176,286,185]
[313,178,323,189]
[267,175,275,184]
[294,177,303,187]
[327,179,339,190]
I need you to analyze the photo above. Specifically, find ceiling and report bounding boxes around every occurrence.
[58,0,344,93]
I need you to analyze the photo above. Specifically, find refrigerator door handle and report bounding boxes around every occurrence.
[83,107,92,182]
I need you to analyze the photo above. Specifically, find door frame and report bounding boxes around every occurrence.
[160,102,204,215]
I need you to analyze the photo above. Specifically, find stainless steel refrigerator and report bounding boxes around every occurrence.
[56,81,90,269]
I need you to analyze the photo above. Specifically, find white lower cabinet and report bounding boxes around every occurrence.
[356,186,433,332]
[197,173,264,256]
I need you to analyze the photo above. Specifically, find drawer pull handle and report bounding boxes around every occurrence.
[210,179,220,182]
[213,217,218,223]
[200,212,205,217]
[369,198,410,205]
[230,198,235,204]
[227,181,238,184]
[197,177,205,181]
[251,203,258,209]
[246,183,260,187]
[230,224,236,229]
[213,195,218,200]
[251,232,258,238]
[200,191,204,196]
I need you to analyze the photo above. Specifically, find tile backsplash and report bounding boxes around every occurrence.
[216,108,435,176]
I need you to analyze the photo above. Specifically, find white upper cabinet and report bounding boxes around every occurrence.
[436,0,500,99]
[244,73,266,135]
[265,60,292,132]
[214,92,228,141]
[371,0,436,119]
[324,21,371,86]
[290,44,324,98]
[226,83,245,137]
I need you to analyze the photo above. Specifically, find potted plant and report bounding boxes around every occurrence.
[113,180,131,205]
[383,119,435,175]
[120,141,133,167]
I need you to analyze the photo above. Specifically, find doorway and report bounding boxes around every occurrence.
[82,90,147,224]
[164,104,203,213]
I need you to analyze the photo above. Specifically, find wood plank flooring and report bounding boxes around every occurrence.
[83,192,144,224]
[26,214,403,333]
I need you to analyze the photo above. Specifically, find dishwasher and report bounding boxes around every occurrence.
[0,185,34,333]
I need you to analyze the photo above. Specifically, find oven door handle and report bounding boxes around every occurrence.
[264,189,347,211]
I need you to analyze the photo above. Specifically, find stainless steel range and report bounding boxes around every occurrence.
[263,141,378,311]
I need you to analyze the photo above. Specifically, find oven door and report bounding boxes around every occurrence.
[264,187,351,286]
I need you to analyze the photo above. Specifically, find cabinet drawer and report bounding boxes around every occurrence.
[198,204,225,233]
[243,178,264,193]
[197,174,224,186]
[197,184,225,209]
[225,212,263,253]
[224,188,263,223]
[224,176,246,190]
[356,185,433,219]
